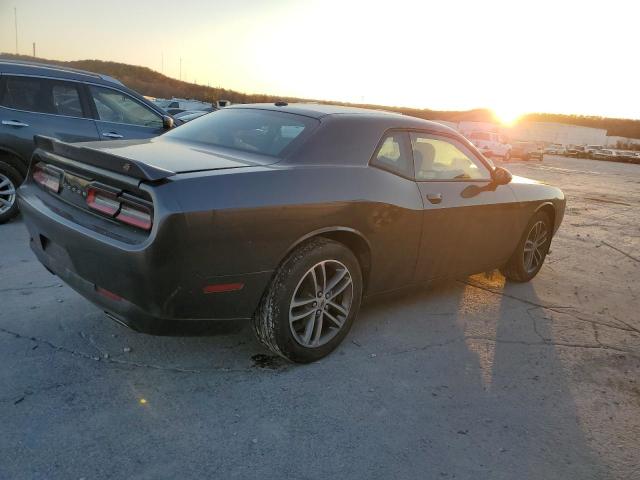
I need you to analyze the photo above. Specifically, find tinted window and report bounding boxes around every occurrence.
[1,76,84,117]
[90,85,162,128]
[52,84,82,117]
[371,132,413,177]
[165,108,317,157]
[411,133,490,180]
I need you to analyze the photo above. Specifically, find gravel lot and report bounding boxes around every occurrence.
[1,155,638,479]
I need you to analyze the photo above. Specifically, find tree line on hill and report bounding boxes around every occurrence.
[2,53,640,139]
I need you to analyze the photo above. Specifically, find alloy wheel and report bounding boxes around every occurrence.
[0,173,16,215]
[289,260,354,348]
[523,220,548,274]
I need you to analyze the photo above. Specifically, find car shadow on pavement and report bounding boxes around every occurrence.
[460,273,609,479]
[348,274,611,479]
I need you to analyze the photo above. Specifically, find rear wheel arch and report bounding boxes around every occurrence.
[317,230,371,292]
[283,227,372,293]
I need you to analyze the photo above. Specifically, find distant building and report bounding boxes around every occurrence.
[419,118,639,148]
[605,136,640,148]
[508,122,607,146]
[440,120,610,146]
[458,121,500,135]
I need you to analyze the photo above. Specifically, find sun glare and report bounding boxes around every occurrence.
[492,107,522,126]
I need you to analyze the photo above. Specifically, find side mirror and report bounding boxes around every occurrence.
[162,115,175,130]
[492,166,512,185]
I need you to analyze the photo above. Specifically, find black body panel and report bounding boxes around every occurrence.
[17,103,566,332]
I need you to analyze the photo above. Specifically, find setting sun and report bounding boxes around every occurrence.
[492,107,523,126]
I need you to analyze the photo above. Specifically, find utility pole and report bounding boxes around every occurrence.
[32,42,36,57]
[161,52,163,74]
[179,57,182,81]
[14,7,18,54]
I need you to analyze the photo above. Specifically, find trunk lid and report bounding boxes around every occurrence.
[34,135,276,182]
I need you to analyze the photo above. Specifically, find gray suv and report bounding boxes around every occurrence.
[0,60,176,223]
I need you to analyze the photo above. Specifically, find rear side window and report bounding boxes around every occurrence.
[165,108,318,157]
[370,132,413,178]
[52,84,83,117]
[0,76,85,117]
[89,85,162,128]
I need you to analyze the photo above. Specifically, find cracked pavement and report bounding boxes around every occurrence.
[1,155,639,479]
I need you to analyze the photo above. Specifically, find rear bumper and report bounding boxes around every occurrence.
[18,185,272,333]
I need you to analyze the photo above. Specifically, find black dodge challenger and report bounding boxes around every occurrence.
[17,103,565,362]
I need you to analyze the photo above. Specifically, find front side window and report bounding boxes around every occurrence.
[165,108,317,157]
[371,132,413,177]
[89,85,162,128]
[411,133,490,181]
[0,76,84,117]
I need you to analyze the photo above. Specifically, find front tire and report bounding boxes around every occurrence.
[0,161,22,224]
[500,210,552,282]
[253,238,363,363]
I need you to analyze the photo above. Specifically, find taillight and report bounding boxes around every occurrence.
[86,186,120,217]
[86,185,153,231]
[116,203,152,230]
[32,162,62,193]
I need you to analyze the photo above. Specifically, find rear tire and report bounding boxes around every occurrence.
[253,238,363,363]
[0,161,23,224]
[500,210,552,282]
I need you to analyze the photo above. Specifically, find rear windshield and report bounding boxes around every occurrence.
[165,108,318,157]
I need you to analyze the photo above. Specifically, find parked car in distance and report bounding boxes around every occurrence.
[511,141,543,161]
[154,98,214,116]
[544,144,566,155]
[173,110,210,122]
[616,150,638,162]
[565,145,586,158]
[0,59,178,223]
[584,145,604,158]
[593,149,616,160]
[467,131,512,161]
[18,103,565,363]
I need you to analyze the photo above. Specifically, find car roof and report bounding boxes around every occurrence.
[0,59,124,86]
[228,102,456,133]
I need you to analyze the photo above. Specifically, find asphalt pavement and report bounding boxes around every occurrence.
[1,155,639,479]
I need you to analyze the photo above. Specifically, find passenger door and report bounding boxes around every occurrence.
[0,75,100,163]
[87,85,165,141]
[411,131,521,281]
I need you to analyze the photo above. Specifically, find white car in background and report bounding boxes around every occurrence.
[584,145,604,158]
[173,110,210,122]
[467,131,512,161]
[154,98,214,116]
[593,149,616,160]
[544,144,566,155]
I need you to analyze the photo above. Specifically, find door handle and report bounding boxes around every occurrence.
[2,120,29,127]
[102,132,123,139]
[426,193,442,204]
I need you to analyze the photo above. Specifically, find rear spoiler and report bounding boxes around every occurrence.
[33,135,176,182]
